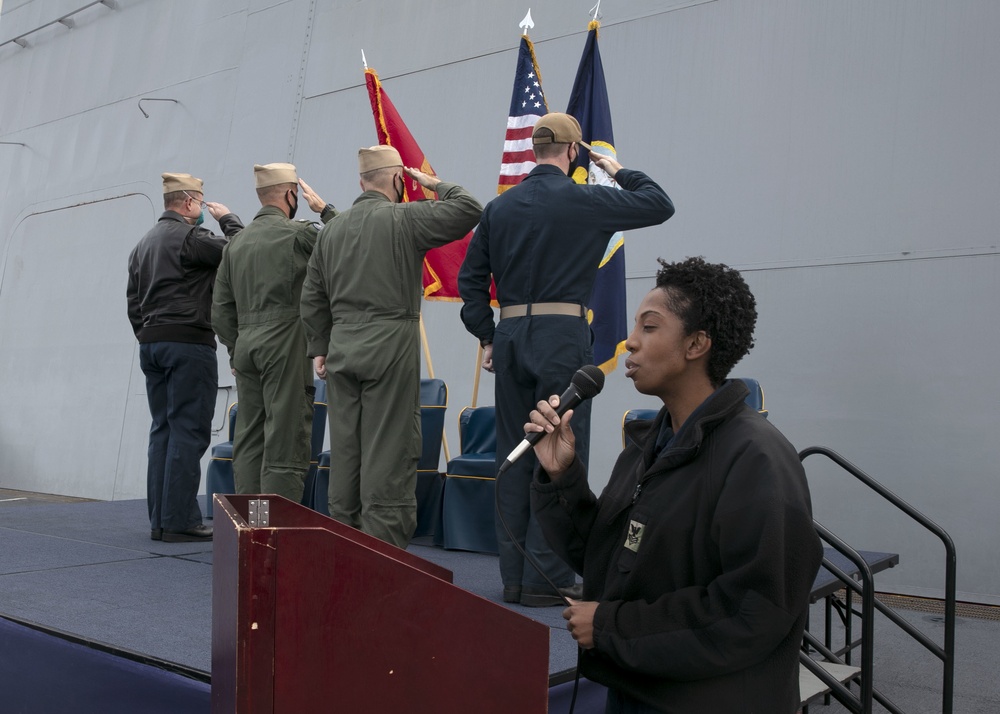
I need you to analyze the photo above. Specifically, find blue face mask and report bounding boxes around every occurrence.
[195,209,205,226]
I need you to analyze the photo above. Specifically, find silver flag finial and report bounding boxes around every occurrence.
[519,9,534,34]
[589,1,602,21]
[362,49,368,70]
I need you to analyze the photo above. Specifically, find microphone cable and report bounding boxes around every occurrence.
[494,477,585,714]
[493,364,605,609]
[491,365,606,714]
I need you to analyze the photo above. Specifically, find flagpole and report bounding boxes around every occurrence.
[470,10,548,404]
[470,344,484,408]
[519,9,534,35]
[469,10,537,405]
[420,314,435,380]
[419,314,450,462]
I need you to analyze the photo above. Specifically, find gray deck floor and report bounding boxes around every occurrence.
[2,490,998,712]
[0,492,578,675]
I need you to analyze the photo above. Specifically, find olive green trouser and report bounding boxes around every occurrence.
[232,322,314,503]
[325,321,420,549]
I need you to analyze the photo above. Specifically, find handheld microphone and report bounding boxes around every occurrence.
[497,365,605,475]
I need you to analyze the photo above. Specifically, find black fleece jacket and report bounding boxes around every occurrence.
[532,379,823,713]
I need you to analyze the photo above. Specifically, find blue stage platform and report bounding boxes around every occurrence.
[0,497,605,712]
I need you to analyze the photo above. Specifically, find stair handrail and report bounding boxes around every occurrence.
[800,446,956,714]
[803,552,911,714]
[808,521,876,713]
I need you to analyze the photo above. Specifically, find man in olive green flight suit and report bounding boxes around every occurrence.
[213,163,338,502]
[300,146,482,548]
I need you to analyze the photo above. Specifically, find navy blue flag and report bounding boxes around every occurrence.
[566,20,627,374]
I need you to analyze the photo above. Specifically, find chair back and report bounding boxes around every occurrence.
[622,408,658,449]
[310,378,328,461]
[226,402,238,441]
[736,377,768,418]
[622,378,769,448]
[418,378,448,472]
[458,406,496,455]
[441,405,498,552]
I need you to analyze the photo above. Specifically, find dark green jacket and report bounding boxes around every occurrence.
[301,182,482,356]
[213,204,336,361]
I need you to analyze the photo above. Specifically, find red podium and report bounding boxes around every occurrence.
[212,495,550,713]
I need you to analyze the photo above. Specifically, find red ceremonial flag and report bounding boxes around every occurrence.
[364,67,473,301]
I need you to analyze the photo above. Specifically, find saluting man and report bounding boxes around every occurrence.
[128,172,243,542]
[301,146,482,548]
[457,113,675,606]
[213,163,337,503]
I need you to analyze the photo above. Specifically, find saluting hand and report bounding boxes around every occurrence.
[205,202,231,220]
[592,154,623,179]
[403,166,441,192]
[299,179,327,213]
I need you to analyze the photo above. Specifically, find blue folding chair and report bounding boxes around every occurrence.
[622,377,769,448]
[313,450,331,516]
[440,405,498,554]
[414,379,447,539]
[300,379,328,509]
[205,402,238,519]
[737,377,767,418]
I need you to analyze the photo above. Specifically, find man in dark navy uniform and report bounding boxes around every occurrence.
[458,113,675,606]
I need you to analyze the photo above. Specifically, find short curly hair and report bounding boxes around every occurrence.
[654,256,757,386]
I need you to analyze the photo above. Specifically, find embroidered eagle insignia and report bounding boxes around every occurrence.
[624,520,644,553]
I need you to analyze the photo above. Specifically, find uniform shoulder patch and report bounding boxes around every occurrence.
[624,519,645,553]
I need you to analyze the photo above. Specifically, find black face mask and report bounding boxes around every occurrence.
[287,191,299,219]
[394,174,405,204]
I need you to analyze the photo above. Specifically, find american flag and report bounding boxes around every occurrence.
[497,36,548,194]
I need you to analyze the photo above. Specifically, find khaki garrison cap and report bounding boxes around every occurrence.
[162,172,203,194]
[532,113,583,145]
[254,163,298,189]
[358,145,403,173]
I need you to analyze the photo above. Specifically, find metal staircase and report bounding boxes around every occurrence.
[798,447,957,714]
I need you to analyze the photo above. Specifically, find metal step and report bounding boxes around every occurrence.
[800,661,861,706]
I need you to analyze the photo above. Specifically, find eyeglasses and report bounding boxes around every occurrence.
[183,191,206,208]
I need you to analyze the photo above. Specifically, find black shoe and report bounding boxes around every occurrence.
[150,529,163,541]
[520,582,583,608]
[162,524,213,542]
[503,586,522,604]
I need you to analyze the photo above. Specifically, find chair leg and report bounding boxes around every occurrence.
[301,464,318,509]
[205,459,235,519]
[441,476,498,554]
[312,468,330,516]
